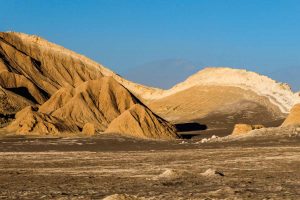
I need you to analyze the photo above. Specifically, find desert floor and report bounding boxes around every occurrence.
[0,134,299,200]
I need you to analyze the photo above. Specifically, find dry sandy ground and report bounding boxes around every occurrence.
[0,135,299,200]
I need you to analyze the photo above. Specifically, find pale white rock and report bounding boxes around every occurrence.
[137,67,300,113]
[102,194,143,200]
[201,138,209,143]
[211,135,218,139]
[152,169,183,180]
[201,168,224,177]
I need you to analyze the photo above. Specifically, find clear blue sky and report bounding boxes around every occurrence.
[2,0,300,90]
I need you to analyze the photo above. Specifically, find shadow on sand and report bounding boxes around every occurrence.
[175,122,207,139]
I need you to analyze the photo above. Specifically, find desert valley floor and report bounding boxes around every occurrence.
[0,134,299,200]
[0,32,300,200]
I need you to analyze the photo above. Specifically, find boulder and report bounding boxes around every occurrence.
[82,123,95,135]
[231,124,264,135]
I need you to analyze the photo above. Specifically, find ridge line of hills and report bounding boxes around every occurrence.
[0,31,300,138]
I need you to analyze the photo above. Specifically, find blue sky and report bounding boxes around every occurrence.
[2,0,300,90]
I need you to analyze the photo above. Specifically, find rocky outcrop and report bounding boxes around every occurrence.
[0,32,104,96]
[0,71,47,104]
[0,32,178,139]
[39,77,138,131]
[82,123,96,135]
[147,68,300,113]
[6,106,79,135]
[2,31,292,139]
[231,124,264,135]
[146,68,299,133]
[105,104,179,140]
[148,85,285,125]
[0,86,34,126]
[0,86,33,114]
[282,104,300,127]
[0,31,156,100]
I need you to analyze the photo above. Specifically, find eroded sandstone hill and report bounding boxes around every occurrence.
[106,104,177,139]
[146,68,300,134]
[282,104,300,127]
[39,77,139,132]
[6,106,79,135]
[1,31,299,138]
[0,32,178,139]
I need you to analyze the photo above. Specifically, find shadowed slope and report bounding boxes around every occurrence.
[0,71,46,104]
[0,86,34,126]
[0,86,34,114]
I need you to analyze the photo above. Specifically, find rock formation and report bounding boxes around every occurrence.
[0,31,154,102]
[0,86,34,126]
[146,68,299,133]
[1,31,299,138]
[82,123,96,135]
[0,86,33,115]
[0,32,178,139]
[6,106,79,135]
[148,85,284,123]
[231,124,264,135]
[39,77,138,131]
[105,104,178,139]
[142,67,300,113]
[281,104,300,127]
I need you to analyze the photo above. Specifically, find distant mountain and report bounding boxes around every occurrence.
[122,59,201,89]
